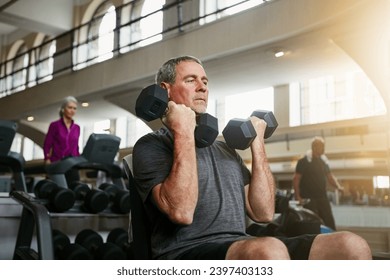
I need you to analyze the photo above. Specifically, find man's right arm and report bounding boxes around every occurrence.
[151,101,198,225]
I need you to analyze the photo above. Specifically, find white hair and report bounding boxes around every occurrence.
[59,96,78,117]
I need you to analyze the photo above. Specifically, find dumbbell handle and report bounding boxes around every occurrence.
[250,110,278,139]
[222,110,278,150]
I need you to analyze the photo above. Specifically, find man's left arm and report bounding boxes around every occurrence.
[244,117,275,223]
[327,172,344,192]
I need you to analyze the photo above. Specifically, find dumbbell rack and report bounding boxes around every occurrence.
[11,191,54,259]
[10,190,129,260]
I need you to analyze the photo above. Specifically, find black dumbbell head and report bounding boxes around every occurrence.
[251,110,278,139]
[107,228,128,247]
[98,182,118,194]
[52,229,71,252]
[35,179,75,212]
[135,84,168,122]
[75,229,104,252]
[52,229,93,260]
[69,181,90,200]
[195,113,219,148]
[70,181,109,213]
[84,189,110,213]
[59,243,93,260]
[95,242,126,260]
[99,183,130,214]
[222,118,257,150]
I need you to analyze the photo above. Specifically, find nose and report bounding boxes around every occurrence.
[196,79,207,92]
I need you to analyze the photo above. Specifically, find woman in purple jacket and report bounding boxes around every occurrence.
[43,96,80,183]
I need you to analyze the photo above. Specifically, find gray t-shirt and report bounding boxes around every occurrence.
[132,127,251,259]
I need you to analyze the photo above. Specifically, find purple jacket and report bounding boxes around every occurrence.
[43,118,80,162]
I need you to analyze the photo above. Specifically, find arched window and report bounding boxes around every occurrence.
[139,0,165,46]
[119,0,165,53]
[87,1,116,64]
[0,63,7,97]
[37,37,56,83]
[74,0,116,70]
[12,44,29,92]
[28,36,56,86]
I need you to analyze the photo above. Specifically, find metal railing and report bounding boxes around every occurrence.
[0,0,269,98]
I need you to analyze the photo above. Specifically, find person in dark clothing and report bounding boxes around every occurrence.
[292,136,343,230]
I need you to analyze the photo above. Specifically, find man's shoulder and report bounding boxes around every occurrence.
[134,128,170,147]
[296,156,310,169]
[298,156,308,163]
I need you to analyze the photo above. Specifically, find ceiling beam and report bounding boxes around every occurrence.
[0,11,65,35]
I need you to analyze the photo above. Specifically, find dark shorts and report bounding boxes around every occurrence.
[174,234,317,260]
[276,234,317,260]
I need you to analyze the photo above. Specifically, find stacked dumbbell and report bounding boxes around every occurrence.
[75,229,126,260]
[99,183,130,214]
[34,179,75,212]
[135,84,219,148]
[69,181,109,214]
[222,110,278,150]
[52,229,92,260]
[107,227,134,259]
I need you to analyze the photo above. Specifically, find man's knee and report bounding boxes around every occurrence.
[226,237,290,260]
[310,231,372,260]
[336,231,372,259]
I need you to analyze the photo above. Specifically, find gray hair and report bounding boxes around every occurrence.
[155,55,203,85]
[59,96,78,117]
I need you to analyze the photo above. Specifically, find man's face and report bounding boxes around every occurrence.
[312,141,325,157]
[163,60,209,114]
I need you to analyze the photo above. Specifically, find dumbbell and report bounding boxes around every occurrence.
[75,229,126,260]
[222,110,278,150]
[69,181,109,214]
[107,228,134,259]
[34,179,75,212]
[52,229,92,260]
[135,84,219,148]
[99,183,130,214]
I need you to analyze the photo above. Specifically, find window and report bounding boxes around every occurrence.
[224,87,274,126]
[94,119,111,134]
[75,1,116,69]
[115,117,127,148]
[29,37,56,86]
[120,0,165,53]
[37,38,56,83]
[0,64,7,97]
[139,0,165,46]
[11,134,43,161]
[12,45,29,92]
[88,2,116,64]
[200,0,265,25]
[289,71,386,126]
[374,176,390,189]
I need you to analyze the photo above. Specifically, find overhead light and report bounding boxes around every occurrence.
[81,102,89,107]
[274,50,285,58]
[266,47,289,58]
[27,116,34,122]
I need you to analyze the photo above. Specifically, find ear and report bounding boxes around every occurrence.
[160,82,170,98]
